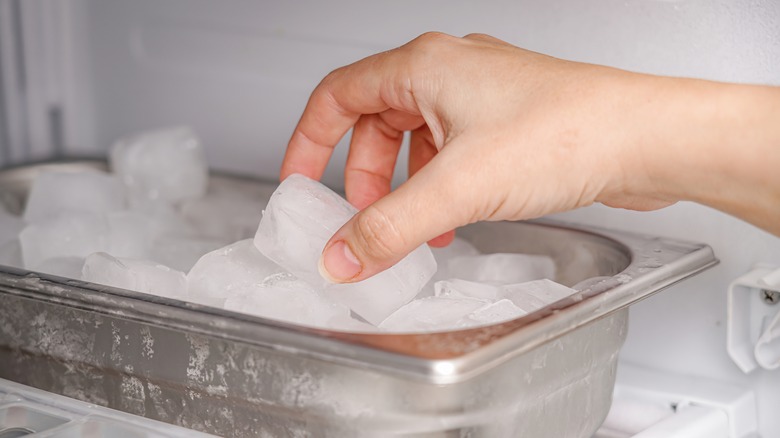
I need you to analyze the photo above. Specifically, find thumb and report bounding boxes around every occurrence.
[318,159,468,283]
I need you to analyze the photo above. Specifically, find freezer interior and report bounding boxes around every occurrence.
[0,1,779,437]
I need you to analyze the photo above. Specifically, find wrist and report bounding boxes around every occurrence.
[618,75,780,233]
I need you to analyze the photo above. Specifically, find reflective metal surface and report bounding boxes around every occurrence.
[0,160,718,437]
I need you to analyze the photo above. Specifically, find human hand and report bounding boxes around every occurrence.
[282,32,780,283]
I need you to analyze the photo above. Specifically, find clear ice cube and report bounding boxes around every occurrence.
[106,211,157,259]
[458,299,527,328]
[500,279,577,312]
[435,278,503,301]
[446,253,555,285]
[151,235,227,273]
[378,296,489,332]
[253,173,437,325]
[19,213,109,269]
[23,170,125,223]
[223,277,351,328]
[180,194,265,241]
[82,252,186,299]
[436,277,576,314]
[187,239,285,307]
[110,126,208,205]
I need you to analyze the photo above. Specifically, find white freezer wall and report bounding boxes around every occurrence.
[7,0,780,436]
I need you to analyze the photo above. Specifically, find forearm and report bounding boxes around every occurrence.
[617,74,780,235]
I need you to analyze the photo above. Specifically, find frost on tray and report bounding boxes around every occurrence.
[253,173,437,325]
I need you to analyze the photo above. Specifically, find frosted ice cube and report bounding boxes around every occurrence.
[421,236,482,297]
[19,213,109,268]
[458,299,527,328]
[131,201,196,236]
[34,257,84,279]
[0,210,25,246]
[438,278,576,314]
[223,277,351,328]
[446,253,555,285]
[435,278,503,301]
[82,252,186,299]
[501,279,577,312]
[151,235,227,273]
[106,211,157,259]
[187,239,284,307]
[110,126,208,205]
[254,173,437,325]
[23,170,125,223]
[378,296,489,332]
[180,194,265,241]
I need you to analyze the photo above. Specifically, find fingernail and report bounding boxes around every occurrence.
[319,240,363,282]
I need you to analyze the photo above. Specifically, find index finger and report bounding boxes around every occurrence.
[281,53,400,181]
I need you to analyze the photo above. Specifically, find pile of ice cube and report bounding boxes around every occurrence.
[0,126,579,333]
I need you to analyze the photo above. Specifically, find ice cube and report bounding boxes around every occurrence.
[180,194,265,241]
[0,210,25,246]
[254,173,437,325]
[19,213,109,268]
[435,278,503,301]
[431,236,481,267]
[110,126,208,205]
[106,211,157,259]
[151,235,227,273]
[82,252,186,299]
[34,257,84,279]
[378,296,489,332]
[458,299,527,328]
[223,277,351,328]
[446,253,555,285]
[438,277,577,313]
[500,279,577,312]
[187,239,285,307]
[422,236,482,297]
[23,170,125,223]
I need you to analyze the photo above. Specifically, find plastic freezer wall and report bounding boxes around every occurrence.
[0,0,779,436]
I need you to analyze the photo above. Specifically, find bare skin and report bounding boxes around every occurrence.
[281,32,780,283]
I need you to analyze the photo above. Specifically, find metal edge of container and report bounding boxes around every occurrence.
[0,160,719,385]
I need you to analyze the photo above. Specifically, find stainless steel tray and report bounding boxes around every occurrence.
[0,160,717,437]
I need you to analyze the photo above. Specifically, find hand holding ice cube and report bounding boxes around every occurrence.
[282,31,780,286]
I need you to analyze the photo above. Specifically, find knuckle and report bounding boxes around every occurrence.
[410,31,455,49]
[351,206,403,262]
[463,32,489,40]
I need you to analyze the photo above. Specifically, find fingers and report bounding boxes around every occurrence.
[281,72,361,181]
[409,126,455,247]
[320,148,469,283]
[345,111,425,210]
[282,52,405,181]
